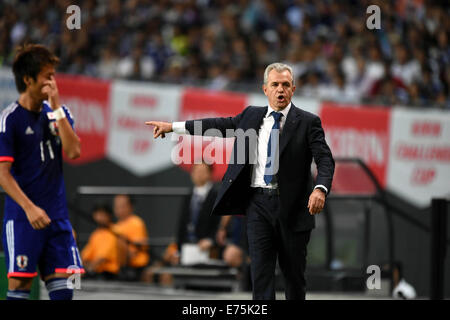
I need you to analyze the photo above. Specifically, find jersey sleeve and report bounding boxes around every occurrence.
[0,113,15,162]
[62,105,75,129]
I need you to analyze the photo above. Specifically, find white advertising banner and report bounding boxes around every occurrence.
[0,67,18,111]
[387,107,450,207]
[107,81,181,176]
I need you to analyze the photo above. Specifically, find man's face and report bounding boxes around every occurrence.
[113,195,133,220]
[25,64,55,103]
[263,69,296,110]
[191,163,211,187]
[93,210,111,227]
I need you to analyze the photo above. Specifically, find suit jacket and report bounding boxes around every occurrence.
[185,104,335,232]
[176,183,221,249]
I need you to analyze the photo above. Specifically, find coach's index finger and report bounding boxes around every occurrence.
[145,121,158,126]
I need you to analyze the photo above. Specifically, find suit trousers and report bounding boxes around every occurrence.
[246,190,311,300]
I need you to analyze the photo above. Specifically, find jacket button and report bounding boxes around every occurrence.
[229,179,233,183]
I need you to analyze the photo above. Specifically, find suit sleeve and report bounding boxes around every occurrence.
[184,106,250,138]
[307,116,335,193]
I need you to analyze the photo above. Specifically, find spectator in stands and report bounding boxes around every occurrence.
[391,44,421,86]
[117,45,156,81]
[317,70,360,103]
[370,75,403,106]
[146,32,173,74]
[419,66,443,102]
[142,162,221,285]
[112,194,150,281]
[96,47,119,79]
[81,204,119,280]
[298,71,321,99]
[370,74,409,106]
[363,45,387,97]
[207,64,230,91]
[0,0,447,107]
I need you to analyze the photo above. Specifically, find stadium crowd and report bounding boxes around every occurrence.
[0,0,449,108]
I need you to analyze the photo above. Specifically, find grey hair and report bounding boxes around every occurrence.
[263,62,295,85]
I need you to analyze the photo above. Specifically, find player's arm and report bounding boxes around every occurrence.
[42,76,81,159]
[0,162,51,229]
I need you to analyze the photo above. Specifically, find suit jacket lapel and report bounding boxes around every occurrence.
[247,106,267,132]
[228,106,266,169]
[279,104,301,156]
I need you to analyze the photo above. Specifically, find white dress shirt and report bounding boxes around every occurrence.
[249,103,291,189]
[192,181,212,201]
[172,103,328,193]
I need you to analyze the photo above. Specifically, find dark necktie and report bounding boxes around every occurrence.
[264,111,283,185]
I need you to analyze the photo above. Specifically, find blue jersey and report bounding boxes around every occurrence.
[0,101,75,222]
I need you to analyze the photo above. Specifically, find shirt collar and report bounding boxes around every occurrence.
[266,102,291,119]
[193,182,212,198]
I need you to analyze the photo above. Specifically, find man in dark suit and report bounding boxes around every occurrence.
[141,162,220,285]
[146,62,334,300]
[176,162,220,257]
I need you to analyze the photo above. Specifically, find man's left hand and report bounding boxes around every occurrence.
[198,238,213,251]
[42,75,61,110]
[308,188,326,215]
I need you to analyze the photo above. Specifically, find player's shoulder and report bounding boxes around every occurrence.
[94,228,114,240]
[0,101,20,117]
[126,215,147,231]
[131,214,145,225]
[0,102,21,132]
[42,100,54,114]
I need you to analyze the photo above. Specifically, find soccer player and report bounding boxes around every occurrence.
[0,44,83,300]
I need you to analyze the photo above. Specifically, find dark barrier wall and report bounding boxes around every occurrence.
[62,161,193,253]
[61,160,450,298]
[390,197,450,299]
[1,160,449,298]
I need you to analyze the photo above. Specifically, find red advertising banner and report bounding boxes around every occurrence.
[56,74,111,164]
[320,102,391,188]
[177,88,248,181]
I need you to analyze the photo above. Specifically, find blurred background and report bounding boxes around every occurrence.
[0,0,449,300]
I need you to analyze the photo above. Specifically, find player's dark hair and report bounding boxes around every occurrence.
[92,203,113,217]
[12,43,60,93]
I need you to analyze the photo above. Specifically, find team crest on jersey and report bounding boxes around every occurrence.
[49,121,59,136]
[16,255,28,269]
